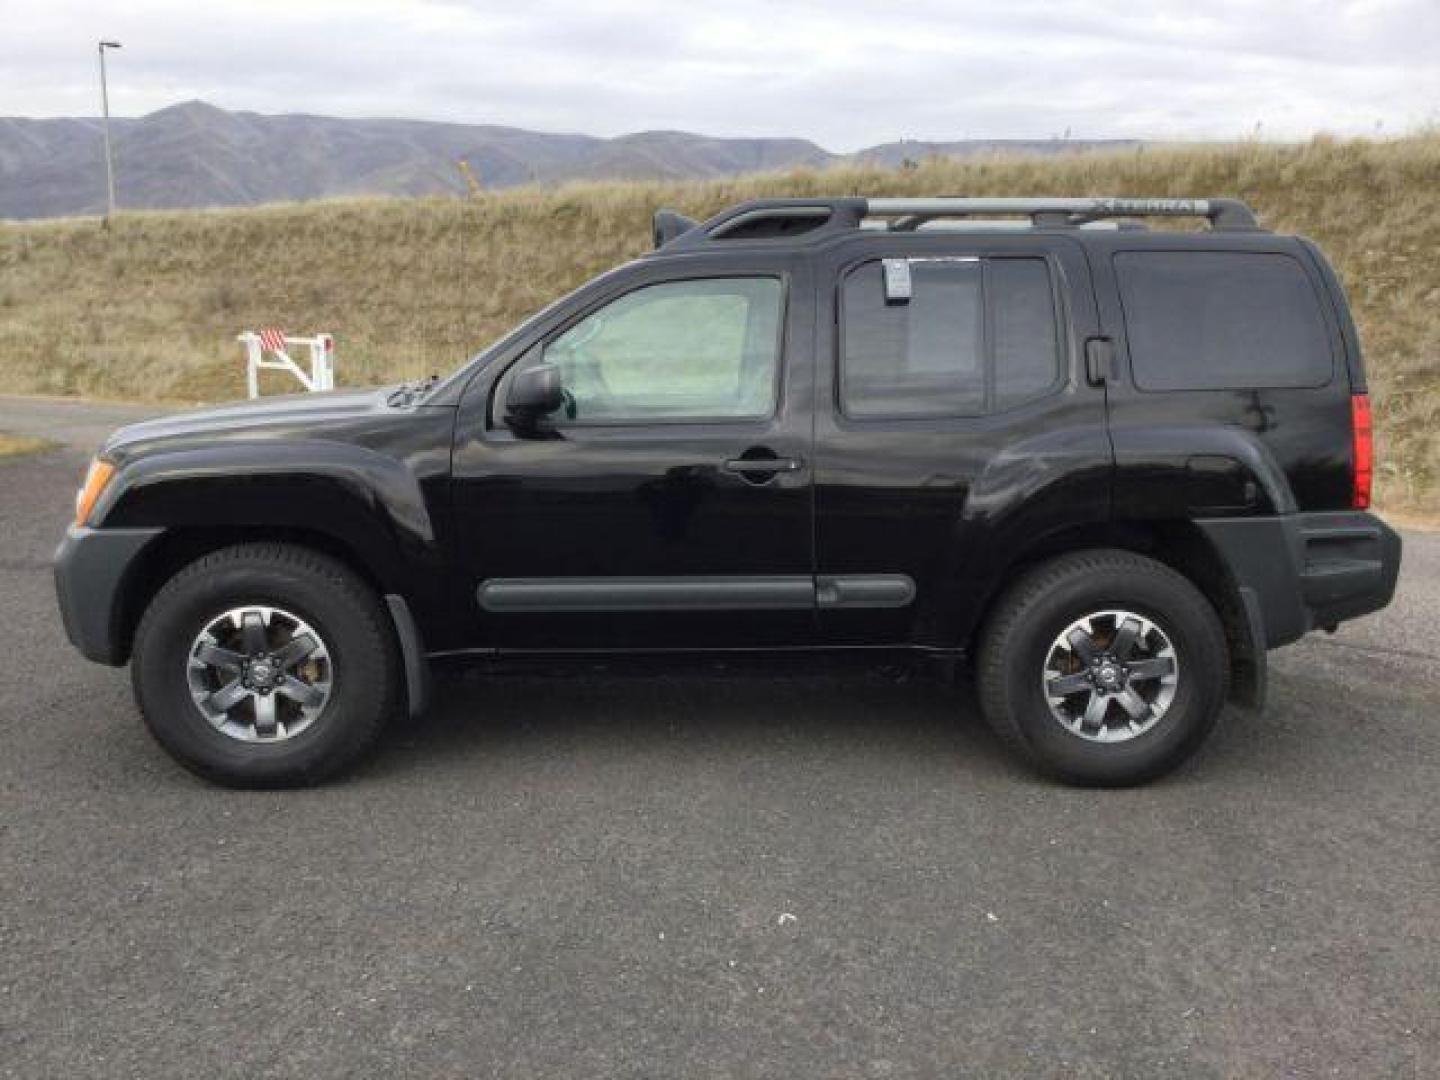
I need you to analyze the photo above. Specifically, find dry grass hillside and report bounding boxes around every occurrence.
[0,433,55,458]
[1,135,1436,509]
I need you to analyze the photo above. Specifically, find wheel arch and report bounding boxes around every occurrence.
[967,518,1262,707]
[114,525,434,718]
[115,525,393,665]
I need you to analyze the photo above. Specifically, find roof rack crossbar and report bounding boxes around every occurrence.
[865,197,1260,232]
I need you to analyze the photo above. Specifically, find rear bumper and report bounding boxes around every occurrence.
[54,525,164,665]
[1197,511,1402,650]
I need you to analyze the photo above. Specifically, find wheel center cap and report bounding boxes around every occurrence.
[249,660,276,686]
[1097,662,1123,689]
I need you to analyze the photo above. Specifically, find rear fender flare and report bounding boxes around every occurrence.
[1110,423,1297,517]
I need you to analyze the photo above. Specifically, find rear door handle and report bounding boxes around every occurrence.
[1084,336,1114,387]
[722,457,802,475]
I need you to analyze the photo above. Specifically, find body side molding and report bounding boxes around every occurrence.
[478,574,916,614]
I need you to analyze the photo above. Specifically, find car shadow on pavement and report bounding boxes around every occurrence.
[347,660,1331,793]
[355,664,1031,785]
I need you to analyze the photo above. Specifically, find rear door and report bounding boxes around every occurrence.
[812,233,1110,648]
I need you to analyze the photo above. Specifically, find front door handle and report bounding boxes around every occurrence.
[722,456,802,477]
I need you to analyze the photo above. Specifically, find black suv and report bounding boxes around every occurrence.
[54,196,1401,787]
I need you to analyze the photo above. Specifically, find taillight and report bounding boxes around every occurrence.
[1351,393,1373,510]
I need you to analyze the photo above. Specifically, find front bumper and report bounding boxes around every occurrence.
[1197,511,1402,650]
[54,525,165,665]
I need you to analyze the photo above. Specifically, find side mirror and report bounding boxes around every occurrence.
[505,362,565,433]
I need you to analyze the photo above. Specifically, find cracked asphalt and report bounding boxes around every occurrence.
[1,398,1437,1078]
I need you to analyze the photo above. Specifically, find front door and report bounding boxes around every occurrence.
[450,256,817,651]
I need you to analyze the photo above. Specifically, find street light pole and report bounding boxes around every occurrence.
[97,40,122,221]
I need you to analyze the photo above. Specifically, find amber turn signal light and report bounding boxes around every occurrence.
[74,459,116,526]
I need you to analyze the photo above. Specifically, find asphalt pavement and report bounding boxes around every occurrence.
[0,395,166,454]
[1,401,1437,1078]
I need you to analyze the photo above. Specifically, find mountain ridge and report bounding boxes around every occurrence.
[0,100,1139,220]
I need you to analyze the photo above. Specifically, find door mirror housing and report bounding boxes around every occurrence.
[505,363,565,433]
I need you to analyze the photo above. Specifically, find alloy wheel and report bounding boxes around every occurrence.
[186,606,333,742]
[1041,609,1179,743]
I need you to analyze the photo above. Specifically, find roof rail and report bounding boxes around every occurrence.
[864,197,1261,232]
[655,195,1261,249]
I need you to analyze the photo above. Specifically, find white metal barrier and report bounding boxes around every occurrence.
[237,329,336,398]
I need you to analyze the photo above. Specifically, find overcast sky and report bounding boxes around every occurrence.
[4,0,1437,150]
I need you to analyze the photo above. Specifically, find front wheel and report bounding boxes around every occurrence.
[976,549,1229,786]
[131,543,401,787]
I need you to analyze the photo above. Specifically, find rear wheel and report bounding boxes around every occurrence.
[977,549,1228,786]
[131,543,400,787]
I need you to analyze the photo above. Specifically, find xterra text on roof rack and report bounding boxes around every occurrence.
[55,196,1401,787]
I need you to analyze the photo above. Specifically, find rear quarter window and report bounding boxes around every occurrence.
[1115,251,1334,391]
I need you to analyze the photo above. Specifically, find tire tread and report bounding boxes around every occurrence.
[976,548,1229,785]
[131,542,398,787]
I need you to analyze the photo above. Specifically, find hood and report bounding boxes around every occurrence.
[101,386,405,461]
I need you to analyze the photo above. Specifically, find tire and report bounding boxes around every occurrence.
[131,543,400,788]
[976,549,1229,787]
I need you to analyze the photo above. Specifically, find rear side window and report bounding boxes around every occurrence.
[1115,251,1334,391]
[991,258,1063,409]
[840,256,1061,419]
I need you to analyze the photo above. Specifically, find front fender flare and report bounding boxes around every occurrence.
[96,439,444,602]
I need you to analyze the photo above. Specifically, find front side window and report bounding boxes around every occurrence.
[840,256,1061,419]
[540,277,784,423]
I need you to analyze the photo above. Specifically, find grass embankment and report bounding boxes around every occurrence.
[0,434,56,458]
[0,135,1436,509]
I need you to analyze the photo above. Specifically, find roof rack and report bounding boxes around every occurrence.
[867,197,1261,232]
[654,195,1262,249]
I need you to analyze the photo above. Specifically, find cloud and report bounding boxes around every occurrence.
[2,0,1436,148]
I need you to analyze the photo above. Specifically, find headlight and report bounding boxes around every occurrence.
[75,458,116,526]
